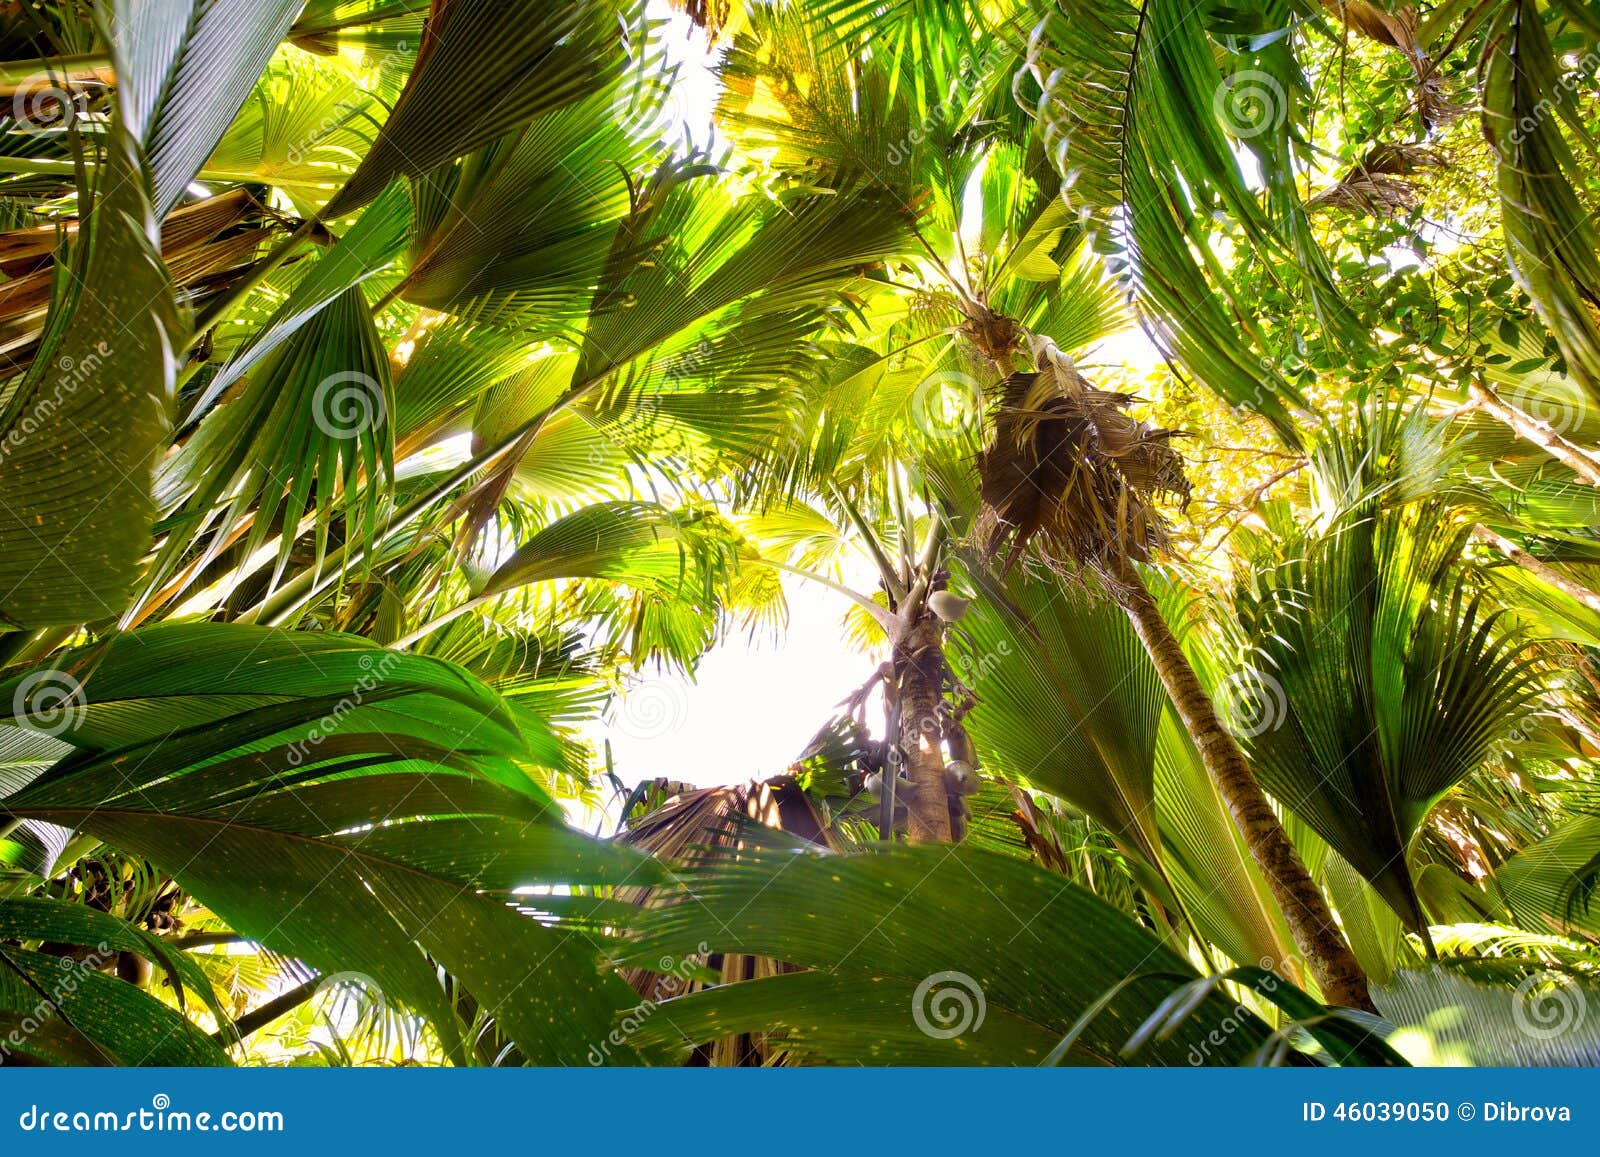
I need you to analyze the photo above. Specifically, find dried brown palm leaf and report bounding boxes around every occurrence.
[672,0,736,39]
[1309,143,1446,216]
[1320,1,1465,127]
[0,189,276,376]
[978,337,1190,578]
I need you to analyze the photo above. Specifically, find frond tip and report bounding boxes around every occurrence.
[978,337,1191,573]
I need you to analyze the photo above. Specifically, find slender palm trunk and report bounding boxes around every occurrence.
[893,610,953,843]
[1110,562,1374,1012]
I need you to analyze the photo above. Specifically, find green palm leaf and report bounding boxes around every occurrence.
[957,567,1163,863]
[0,44,179,628]
[1481,0,1600,406]
[322,0,626,217]
[112,0,305,218]
[0,623,663,1064]
[1237,507,1544,933]
[617,843,1402,1065]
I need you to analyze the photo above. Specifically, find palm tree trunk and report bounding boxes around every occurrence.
[894,610,953,843]
[1109,562,1375,1012]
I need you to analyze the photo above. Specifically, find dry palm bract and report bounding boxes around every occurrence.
[979,338,1190,577]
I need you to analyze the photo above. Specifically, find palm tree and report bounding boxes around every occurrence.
[698,1,1382,1007]
[970,337,1373,1010]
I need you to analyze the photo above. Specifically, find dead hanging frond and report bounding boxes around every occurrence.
[977,337,1191,576]
[671,0,735,39]
[1309,143,1446,216]
[1320,2,1466,128]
